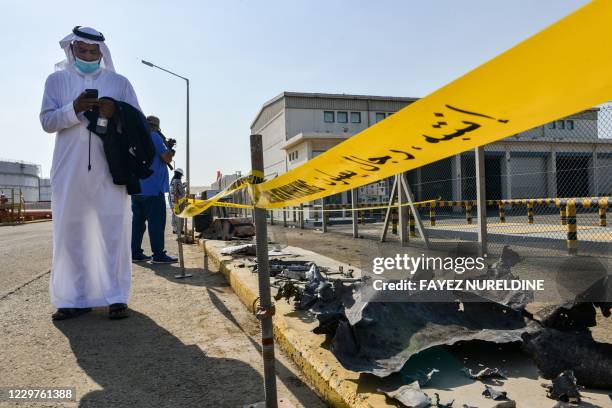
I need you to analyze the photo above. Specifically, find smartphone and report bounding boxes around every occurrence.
[84,89,98,99]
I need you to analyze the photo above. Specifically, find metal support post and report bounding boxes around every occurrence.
[351,188,359,238]
[299,204,304,229]
[475,146,488,256]
[399,173,430,248]
[321,199,327,233]
[380,175,398,242]
[174,217,192,279]
[398,175,409,246]
[202,239,208,272]
[249,134,278,407]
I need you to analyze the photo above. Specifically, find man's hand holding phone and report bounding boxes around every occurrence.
[73,89,98,113]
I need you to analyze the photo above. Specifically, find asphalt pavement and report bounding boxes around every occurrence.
[0,221,53,296]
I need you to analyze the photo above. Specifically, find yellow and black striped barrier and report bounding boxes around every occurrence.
[429,202,436,227]
[498,203,506,223]
[220,194,610,255]
[558,201,567,226]
[527,202,534,224]
[409,210,416,237]
[265,196,612,230]
[466,202,473,225]
[599,198,608,227]
[566,199,578,255]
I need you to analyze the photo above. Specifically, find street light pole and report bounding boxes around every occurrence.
[186,78,190,196]
[141,59,190,195]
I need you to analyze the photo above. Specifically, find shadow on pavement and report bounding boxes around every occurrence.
[206,287,322,407]
[54,310,264,407]
[136,260,229,289]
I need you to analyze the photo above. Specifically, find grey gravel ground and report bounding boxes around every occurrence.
[0,220,325,407]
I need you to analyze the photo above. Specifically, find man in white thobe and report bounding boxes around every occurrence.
[40,26,140,320]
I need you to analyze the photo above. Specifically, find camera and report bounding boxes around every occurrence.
[164,137,177,153]
[157,131,176,170]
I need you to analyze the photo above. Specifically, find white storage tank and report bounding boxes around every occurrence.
[38,178,51,202]
[0,160,41,202]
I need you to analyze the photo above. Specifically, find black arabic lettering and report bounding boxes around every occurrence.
[389,149,415,160]
[446,104,509,123]
[342,156,381,171]
[367,156,393,165]
[423,121,481,143]
[314,169,358,186]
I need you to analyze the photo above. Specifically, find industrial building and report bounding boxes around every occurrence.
[0,160,44,202]
[251,92,608,218]
[39,178,51,201]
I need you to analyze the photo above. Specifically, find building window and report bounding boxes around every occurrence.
[350,112,361,123]
[337,111,348,123]
[288,151,299,161]
[324,111,334,123]
[556,120,565,130]
[375,112,386,123]
[312,150,325,158]
[567,120,574,130]
[548,122,556,129]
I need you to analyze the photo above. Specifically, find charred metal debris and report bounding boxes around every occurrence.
[221,243,612,406]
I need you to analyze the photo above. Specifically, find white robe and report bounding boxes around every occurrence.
[40,65,141,308]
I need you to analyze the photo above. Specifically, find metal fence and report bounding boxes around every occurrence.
[268,103,612,261]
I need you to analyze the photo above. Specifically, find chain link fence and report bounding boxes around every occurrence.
[272,104,612,262]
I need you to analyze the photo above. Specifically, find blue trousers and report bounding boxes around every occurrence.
[131,194,167,257]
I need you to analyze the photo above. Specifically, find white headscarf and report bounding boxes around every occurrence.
[55,26,115,72]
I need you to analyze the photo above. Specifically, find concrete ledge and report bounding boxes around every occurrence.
[200,239,612,407]
[201,239,389,407]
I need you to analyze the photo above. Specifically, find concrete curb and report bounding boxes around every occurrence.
[200,239,389,408]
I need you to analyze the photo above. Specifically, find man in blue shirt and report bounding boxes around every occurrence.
[131,115,178,263]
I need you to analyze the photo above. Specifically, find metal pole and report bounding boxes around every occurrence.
[321,199,327,233]
[351,188,359,238]
[140,61,193,239]
[475,146,488,256]
[250,134,278,407]
[380,175,398,242]
[186,78,190,196]
[186,79,194,240]
[398,174,409,246]
[299,203,304,229]
[202,239,208,272]
[174,217,192,279]
[399,175,430,247]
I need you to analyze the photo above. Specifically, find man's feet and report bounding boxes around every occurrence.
[152,253,178,264]
[108,303,129,319]
[51,308,92,321]
[132,253,152,262]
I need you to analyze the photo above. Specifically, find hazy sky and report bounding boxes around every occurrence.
[2,0,590,185]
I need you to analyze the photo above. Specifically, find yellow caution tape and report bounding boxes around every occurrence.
[174,172,257,217]
[178,0,612,216]
[212,201,253,209]
[249,0,612,208]
[180,197,439,214]
[283,198,440,213]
